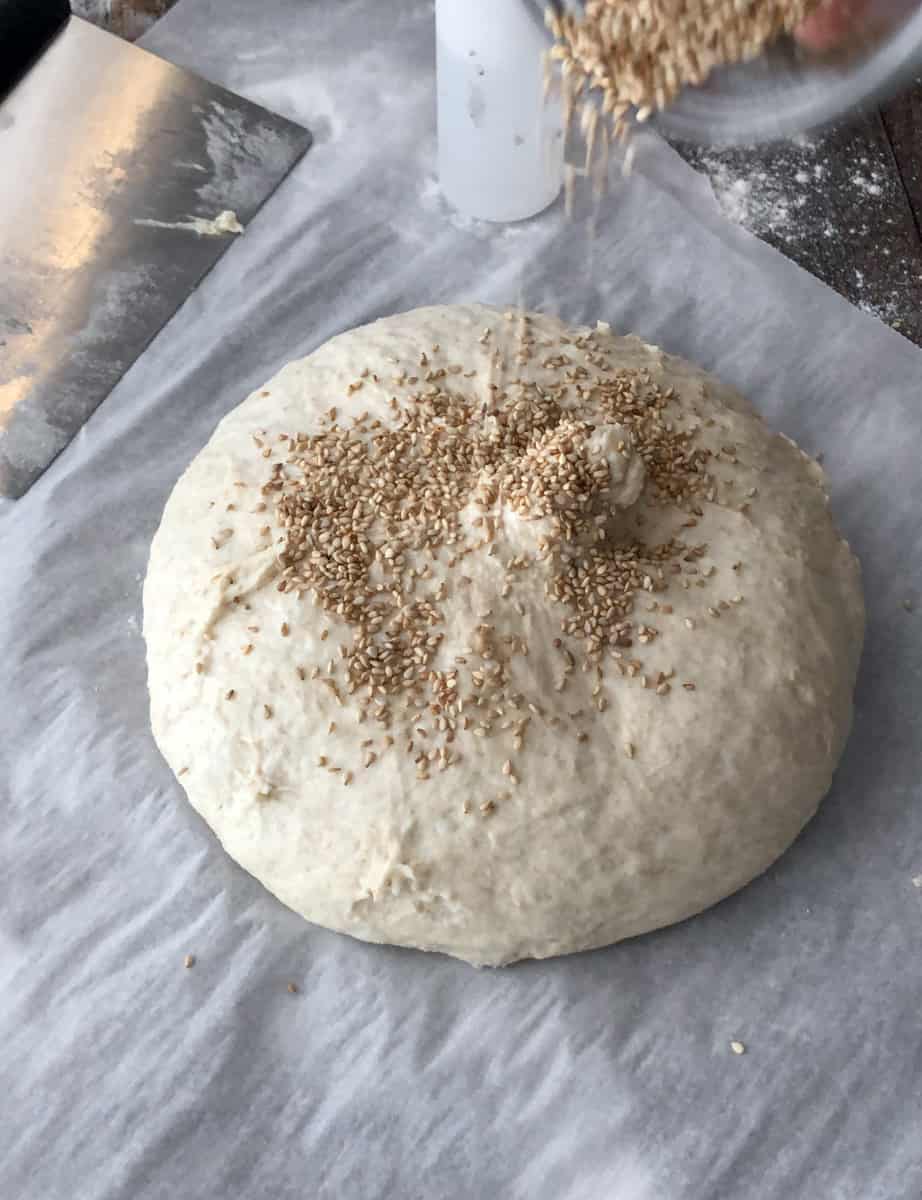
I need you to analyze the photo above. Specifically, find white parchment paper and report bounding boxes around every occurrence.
[2,3,921,1197]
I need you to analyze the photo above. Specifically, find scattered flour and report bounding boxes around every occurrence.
[697,155,796,239]
[694,139,891,246]
[858,297,904,325]
[851,172,884,197]
[690,140,913,339]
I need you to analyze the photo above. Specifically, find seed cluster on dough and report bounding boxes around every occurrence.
[208,310,758,802]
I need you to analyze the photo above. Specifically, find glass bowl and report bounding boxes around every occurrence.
[534,0,922,144]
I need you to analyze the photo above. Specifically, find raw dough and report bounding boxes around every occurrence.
[143,304,864,966]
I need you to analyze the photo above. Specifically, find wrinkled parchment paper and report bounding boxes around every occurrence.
[2,3,920,1197]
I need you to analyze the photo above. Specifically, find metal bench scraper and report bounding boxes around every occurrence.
[0,0,312,498]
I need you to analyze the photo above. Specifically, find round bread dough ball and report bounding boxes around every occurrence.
[144,304,864,966]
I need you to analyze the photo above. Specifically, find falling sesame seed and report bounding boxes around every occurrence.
[624,741,635,759]
[287,982,299,994]
[281,622,290,637]
[225,689,236,701]
[184,954,195,969]
[730,1041,746,1056]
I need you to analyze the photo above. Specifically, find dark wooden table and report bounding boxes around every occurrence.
[75,1,922,347]
[678,83,922,346]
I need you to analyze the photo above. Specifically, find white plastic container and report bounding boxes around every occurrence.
[436,0,563,222]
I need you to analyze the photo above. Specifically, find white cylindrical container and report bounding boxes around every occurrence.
[436,0,563,223]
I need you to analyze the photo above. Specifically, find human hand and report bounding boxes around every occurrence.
[795,0,874,51]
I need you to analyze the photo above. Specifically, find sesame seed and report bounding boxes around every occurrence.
[183,954,195,969]
[255,326,718,785]
[730,1041,746,1056]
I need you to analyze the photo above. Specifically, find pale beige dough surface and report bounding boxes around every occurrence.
[143,304,864,966]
